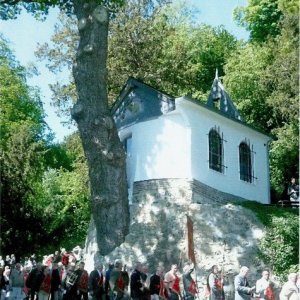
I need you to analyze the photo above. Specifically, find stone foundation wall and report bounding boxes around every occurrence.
[84,178,273,299]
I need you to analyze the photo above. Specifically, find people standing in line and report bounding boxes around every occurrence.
[149,266,166,300]
[234,266,255,300]
[9,256,16,269]
[104,263,114,300]
[140,264,150,300]
[51,263,62,300]
[130,262,144,300]
[37,266,51,300]
[63,263,78,300]
[9,263,25,300]
[182,263,197,300]
[88,263,104,300]
[109,259,128,300]
[4,256,11,268]
[164,264,182,300]
[0,258,4,269]
[207,265,224,300]
[61,250,69,268]
[26,262,43,300]
[0,267,9,300]
[76,262,88,300]
[255,270,275,300]
[279,273,299,300]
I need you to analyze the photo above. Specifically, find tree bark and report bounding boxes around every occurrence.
[72,0,129,255]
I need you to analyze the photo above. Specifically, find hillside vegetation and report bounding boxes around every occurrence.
[240,201,299,281]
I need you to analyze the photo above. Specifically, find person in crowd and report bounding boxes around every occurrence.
[279,273,299,300]
[207,265,224,300]
[76,262,88,300]
[9,263,25,300]
[182,263,197,300]
[72,247,82,263]
[24,258,32,271]
[164,264,182,300]
[104,263,114,300]
[53,251,61,264]
[26,263,43,300]
[0,266,9,300]
[140,264,150,300]
[63,263,78,300]
[255,270,275,300]
[23,265,31,300]
[121,265,129,298]
[61,250,69,267]
[149,266,166,300]
[130,262,144,300]
[10,256,16,269]
[37,266,51,300]
[234,266,255,300]
[51,263,62,300]
[4,256,11,268]
[88,262,104,300]
[109,259,128,300]
[0,257,4,268]
[3,266,10,298]
[27,256,36,270]
[288,178,299,202]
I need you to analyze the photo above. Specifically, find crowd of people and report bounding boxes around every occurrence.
[0,250,299,300]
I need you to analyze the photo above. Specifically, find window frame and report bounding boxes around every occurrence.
[239,140,255,183]
[208,127,225,173]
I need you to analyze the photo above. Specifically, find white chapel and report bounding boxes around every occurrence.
[111,74,271,204]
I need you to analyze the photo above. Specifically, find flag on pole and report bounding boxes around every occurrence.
[186,215,196,266]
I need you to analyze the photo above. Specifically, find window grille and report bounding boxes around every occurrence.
[239,141,256,183]
[208,128,225,173]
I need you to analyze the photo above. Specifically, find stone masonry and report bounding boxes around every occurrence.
[84,178,270,299]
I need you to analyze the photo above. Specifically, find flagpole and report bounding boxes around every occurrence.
[186,214,200,300]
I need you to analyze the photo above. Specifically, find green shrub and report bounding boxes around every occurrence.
[239,201,299,281]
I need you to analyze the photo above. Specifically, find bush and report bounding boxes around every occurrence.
[239,201,299,281]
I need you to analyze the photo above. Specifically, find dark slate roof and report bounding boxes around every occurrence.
[111,77,175,129]
[111,77,271,138]
[207,69,243,121]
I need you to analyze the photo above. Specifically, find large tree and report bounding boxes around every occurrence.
[35,1,237,120]
[1,0,129,255]
[0,35,48,256]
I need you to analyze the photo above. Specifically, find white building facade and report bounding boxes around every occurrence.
[112,76,271,204]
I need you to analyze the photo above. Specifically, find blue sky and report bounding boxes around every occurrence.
[0,0,249,142]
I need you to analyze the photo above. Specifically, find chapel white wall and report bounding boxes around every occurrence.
[175,97,270,204]
[118,98,270,204]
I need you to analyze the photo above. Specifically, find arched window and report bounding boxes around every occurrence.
[239,142,253,183]
[209,129,224,173]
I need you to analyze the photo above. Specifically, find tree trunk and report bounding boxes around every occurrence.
[72,0,129,255]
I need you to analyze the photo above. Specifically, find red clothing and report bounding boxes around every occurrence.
[40,274,51,294]
[61,254,69,266]
[23,272,29,296]
[78,270,89,292]
[116,275,124,291]
[188,280,197,296]
[172,276,180,293]
[159,278,168,299]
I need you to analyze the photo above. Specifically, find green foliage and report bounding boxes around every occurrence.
[240,201,299,281]
[0,36,49,256]
[225,0,299,200]
[234,0,283,43]
[0,36,89,257]
[35,0,238,118]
